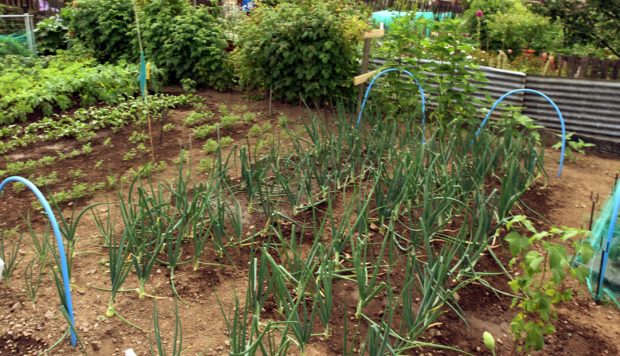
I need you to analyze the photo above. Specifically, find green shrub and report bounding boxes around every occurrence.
[142,0,232,89]
[66,0,135,62]
[487,3,563,53]
[35,14,69,55]
[464,0,563,54]
[233,1,366,103]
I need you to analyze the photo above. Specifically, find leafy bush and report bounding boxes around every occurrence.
[0,54,139,125]
[463,0,514,49]
[487,3,563,53]
[35,14,69,55]
[142,0,232,90]
[233,1,367,103]
[66,0,231,88]
[535,0,620,58]
[66,0,135,62]
[464,0,563,54]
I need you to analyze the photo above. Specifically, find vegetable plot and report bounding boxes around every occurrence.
[87,97,544,352]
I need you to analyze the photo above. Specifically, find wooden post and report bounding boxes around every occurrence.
[357,38,372,114]
[355,23,384,117]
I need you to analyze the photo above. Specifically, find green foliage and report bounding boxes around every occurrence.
[0,54,139,125]
[536,0,620,58]
[486,3,563,53]
[465,0,563,54]
[66,0,135,62]
[50,182,105,205]
[233,1,366,103]
[193,124,218,140]
[35,14,69,55]
[464,0,519,49]
[184,111,215,127]
[141,0,232,89]
[379,17,484,121]
[0,156,57,177]
[552,132,596,163]
[0,94,190,154]
[202,136,234,154]
[502,216,593,352]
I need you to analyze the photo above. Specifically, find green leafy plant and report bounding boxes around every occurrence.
[142,0,232,89]
[35,14,69,55]
[503,216,593,351]
[184,111,215,127]
[233,1,367,102]
[552,132,595,162]
[202,136,234,154]
[0,54,139,125]
[66,0,135,62]
[193,124,218,140]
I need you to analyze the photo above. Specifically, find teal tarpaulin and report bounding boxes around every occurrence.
[371,11,452,28]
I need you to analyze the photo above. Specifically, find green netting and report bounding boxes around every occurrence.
[583,182,620,307]
[0,32,33,56]
[0,31,28,44]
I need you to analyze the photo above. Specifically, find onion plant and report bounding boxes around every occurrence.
[101,210,133,318]
[151,300,182,356]
[0,229,23,283]
[50,197,100,274]
[24,256,47,309]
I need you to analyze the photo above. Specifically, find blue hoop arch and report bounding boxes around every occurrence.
[0,176,77,346]
[356,68,427,141]
[474,89,566,177]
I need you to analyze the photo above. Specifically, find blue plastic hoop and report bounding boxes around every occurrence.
[474,89,566,177]
[356,68,426,142]
[0,176,77,346]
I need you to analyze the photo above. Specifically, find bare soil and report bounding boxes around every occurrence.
[1,90,619,355]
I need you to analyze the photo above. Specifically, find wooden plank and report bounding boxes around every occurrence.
[364,28,385,39]
[354,70,379,86]
[612,61,620,80]
[601,59,610,80]
[363,23,385,39]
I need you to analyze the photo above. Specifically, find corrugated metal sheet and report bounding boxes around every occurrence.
[369,59,620,141]
[370,59,526,113]
[524,76,620,140]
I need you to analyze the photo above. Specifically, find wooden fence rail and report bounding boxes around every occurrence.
[554,55,620,81]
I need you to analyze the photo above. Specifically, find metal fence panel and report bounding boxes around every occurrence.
[370,59,526,112]
[369,59,620,141]
[524,76,620,140]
